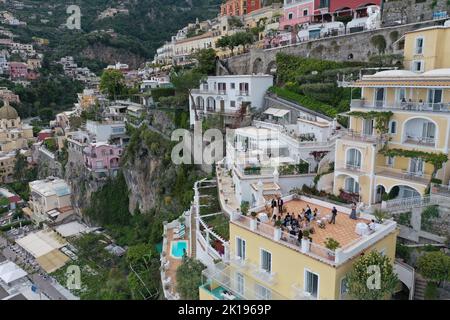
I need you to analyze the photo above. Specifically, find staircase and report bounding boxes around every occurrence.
[414,274,427,300]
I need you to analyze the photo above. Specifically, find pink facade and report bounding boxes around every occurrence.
[328,0,380,13]
[83,143,123,172]
[9,62,28,80]
[280,0,315,30]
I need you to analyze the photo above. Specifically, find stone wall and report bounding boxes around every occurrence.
[37,147,64,179]
[382,0,450,26]
[222,19,447,76]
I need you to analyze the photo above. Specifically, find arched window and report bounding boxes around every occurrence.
[345,177,359,194]
[346,148,362,169]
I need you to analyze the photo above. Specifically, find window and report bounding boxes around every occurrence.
[340,278,349,300]
[305,270,319,299]
[260,249,272,274]
[236,272,245,295]
[412,60,424,72]
[255,283,272,300]
[428,88,443,105]
[230,101,236,108]
[236,237,246,260]
[396,88,406,102]
[386,156,395,167]
[288,12,293,20]
[345,177,359,194]
[230,82,235,89]
[346,148,362,169]
[303,9,309,17]
[410,158,424,174]
[389,120,397,134]
[415,37,424,54]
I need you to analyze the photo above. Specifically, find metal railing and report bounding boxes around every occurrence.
[340,129,386,144]
[351,99,450,113]
[376,166,431,184]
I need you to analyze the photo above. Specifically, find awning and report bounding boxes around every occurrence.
[263,108,290,117]
[0,262,27,284]
[36,249,70,273]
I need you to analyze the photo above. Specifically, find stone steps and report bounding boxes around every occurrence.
[414,274,427,300]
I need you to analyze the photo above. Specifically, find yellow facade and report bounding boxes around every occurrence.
[404,26,450,72]
[200,223,398,300]
[334,25,450,205]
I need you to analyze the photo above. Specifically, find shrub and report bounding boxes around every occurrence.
[240,201,250,216]
[424,282,438,300]
[324,237,340,250]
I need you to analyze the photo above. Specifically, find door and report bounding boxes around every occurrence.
[375,88,385,108]
[422,122,435,141]
[363,119,374,135]
[428,89,442,110]
[347,149,362,169]
[410,158,424,175]
[235,272,244,296]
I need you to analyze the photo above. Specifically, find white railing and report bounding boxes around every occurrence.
[376,166,431,184]
[351,99,450,113]
[340,129,386,144]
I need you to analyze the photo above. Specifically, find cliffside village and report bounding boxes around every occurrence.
[0,0,450,301]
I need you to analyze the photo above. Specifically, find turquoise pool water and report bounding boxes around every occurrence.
[171,240,188,258]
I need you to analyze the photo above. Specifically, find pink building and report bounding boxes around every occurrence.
[83,142,123,172]
[9,62,28,80]
[280,0,315,30]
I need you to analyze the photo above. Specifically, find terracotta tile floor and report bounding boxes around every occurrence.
[261,200,368,248]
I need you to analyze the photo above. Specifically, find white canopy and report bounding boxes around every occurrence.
[0,262,27,284]
[264,108,290,117]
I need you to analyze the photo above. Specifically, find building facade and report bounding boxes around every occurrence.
[333,24,450,205]
[221,0,262,17]
[189,74,274,126]
[83,142,123,174]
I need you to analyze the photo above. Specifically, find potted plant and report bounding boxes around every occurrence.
[324,238,340,260]
[374,209,387,224]
[301,230,311,253]
[274,220,282,228]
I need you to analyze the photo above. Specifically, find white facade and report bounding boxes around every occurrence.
[189,74,274,126]
[224,110,339,206]
[86,120,126,143]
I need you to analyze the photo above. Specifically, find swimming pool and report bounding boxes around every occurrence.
[170,240,188,259]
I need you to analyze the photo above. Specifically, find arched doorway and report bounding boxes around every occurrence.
[375,185,386,203]
[252,58,263,74]
[389,185,421,200]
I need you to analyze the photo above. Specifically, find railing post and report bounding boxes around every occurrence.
[250,219,256,231]
[273,227,281,241]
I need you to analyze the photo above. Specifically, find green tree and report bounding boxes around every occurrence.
[171,69,205,121]
[417,251,450,286]
[176,257,206,300]
[100,69,128,99]
[13,151,28,181]
[192,48,217,75]
[346,251,398,300]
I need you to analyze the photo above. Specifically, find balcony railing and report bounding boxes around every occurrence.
[351,99,450,113]
[231,214,337,265]
[376,166,431,185]
[238,91,249,96]
[341,129,386,144]
[336,162,364,173]
[201,262,288,300]
[191,89,227,95]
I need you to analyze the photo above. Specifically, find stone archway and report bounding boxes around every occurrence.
[252,58,263,74]
[266,60,277,75]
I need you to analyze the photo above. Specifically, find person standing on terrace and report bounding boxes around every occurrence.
[329,206,337,224]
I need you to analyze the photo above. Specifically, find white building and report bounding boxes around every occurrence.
[29,178,73,223]
[189,74,274,126]
[86,120,127,144]
[224,108,339,206]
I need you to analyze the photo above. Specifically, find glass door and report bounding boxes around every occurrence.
[374,88,385,108]
[305,270,319,299]
[428,89,442,111]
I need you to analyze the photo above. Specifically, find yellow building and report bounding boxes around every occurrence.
[334,24,450,205]
[199,196,398,300]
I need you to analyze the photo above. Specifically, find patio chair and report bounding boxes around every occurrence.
[174,230,185,239]
[174,224,185,234]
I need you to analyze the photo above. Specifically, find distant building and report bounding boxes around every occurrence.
[220,0,262,16]
[189,74,274,126]
[8,62,28,80]
[86,120,127,144]
[0,87,20,104]
[29,177,73,223]
[83,142,123,175]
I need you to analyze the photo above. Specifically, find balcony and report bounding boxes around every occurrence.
[201,262,288,300]
[238,91,249,96]
[336,162,366,176]
[340,129,386,145]
[376,166,431,186]
[350,99,450,113]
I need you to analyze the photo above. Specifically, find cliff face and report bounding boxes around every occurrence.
[81,43,146,70]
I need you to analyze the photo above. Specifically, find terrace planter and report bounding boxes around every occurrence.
[301,239,311,253]
[327,252,336,261]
